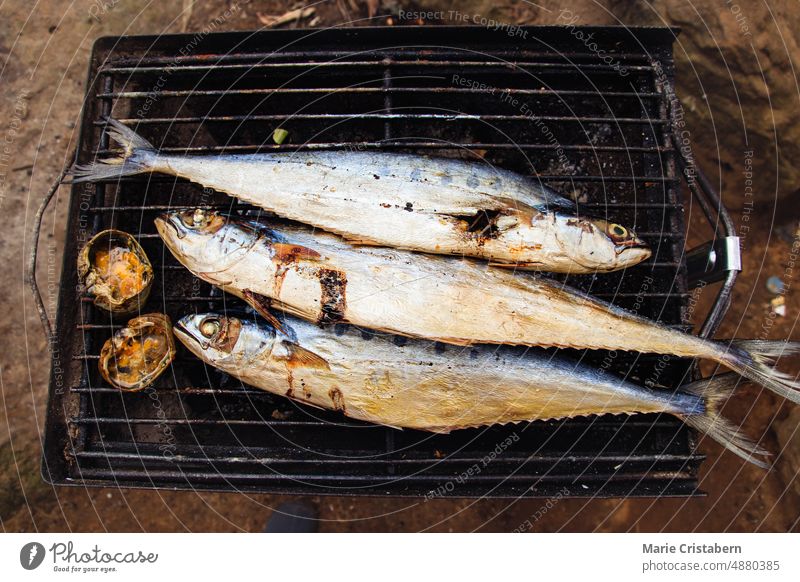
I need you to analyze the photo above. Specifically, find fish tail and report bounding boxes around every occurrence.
[714,339,800,405]
[68,118,157,183]
[681,374,771,469]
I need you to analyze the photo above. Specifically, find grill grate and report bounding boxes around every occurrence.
[44,26,704,498]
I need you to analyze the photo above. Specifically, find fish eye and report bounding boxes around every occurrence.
[607,223,629,241]
[179,209,212,229]
[199,317,221,338]
[191,208,208,227]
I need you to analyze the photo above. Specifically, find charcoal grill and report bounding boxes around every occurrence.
[33,26,739,498]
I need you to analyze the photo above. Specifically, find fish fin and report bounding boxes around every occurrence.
[272,243,321,262]
[717,340,800,404]
[242,289,287,334]
[729,339,800,359]
[68,118,156,183]
[493,196,541,214]
[278,341,331,370]
[496,192,577,213]
[681,374,772,469]
[104,117,155,152]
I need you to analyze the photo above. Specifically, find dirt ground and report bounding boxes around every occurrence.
[1,0,798,532]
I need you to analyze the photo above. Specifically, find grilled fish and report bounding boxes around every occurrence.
[156,209,800,405]
[174,312,769,467]
[71,118,651,274]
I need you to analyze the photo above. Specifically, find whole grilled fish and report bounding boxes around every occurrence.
[71,118,651,274]
[156,209,800,405]
[175,312,768,466]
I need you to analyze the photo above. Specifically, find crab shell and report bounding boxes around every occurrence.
[78,229,153,314]
[98,313,176,391]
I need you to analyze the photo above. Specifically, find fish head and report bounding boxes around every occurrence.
[559,215,651,272]
[155,209,263,277]
[174,313,276,368]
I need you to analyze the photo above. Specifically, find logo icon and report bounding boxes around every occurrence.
[20,542,46,570]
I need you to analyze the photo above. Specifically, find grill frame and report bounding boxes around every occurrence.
[41,25,727,499]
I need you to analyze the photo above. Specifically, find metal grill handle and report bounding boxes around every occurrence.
[668,91,741,339]
[686,236,741,287]
[27,152,76,350]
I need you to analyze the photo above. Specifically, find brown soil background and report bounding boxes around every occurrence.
[1,0,798,532]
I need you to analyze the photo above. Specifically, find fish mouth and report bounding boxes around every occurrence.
[174,315,212,351]
[155,214,185,240]
[614,232,650,253]
[615,239,650,251]
[173,318,195,345]
[174,317,221,358]
[615,242,652,265]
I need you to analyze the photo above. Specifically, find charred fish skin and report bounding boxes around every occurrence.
[174,313,768,467]
[156,209,800,406]
[71,118,650,274]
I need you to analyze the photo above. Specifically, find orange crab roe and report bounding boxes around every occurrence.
[94,246,147,299]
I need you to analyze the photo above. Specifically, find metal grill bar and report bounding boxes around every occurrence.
[76,450,699,464]
[100,59,659,74]
[99,87,664,99]
[97,114,668,125]
[100,48,664,66]
[74,468,695,484]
